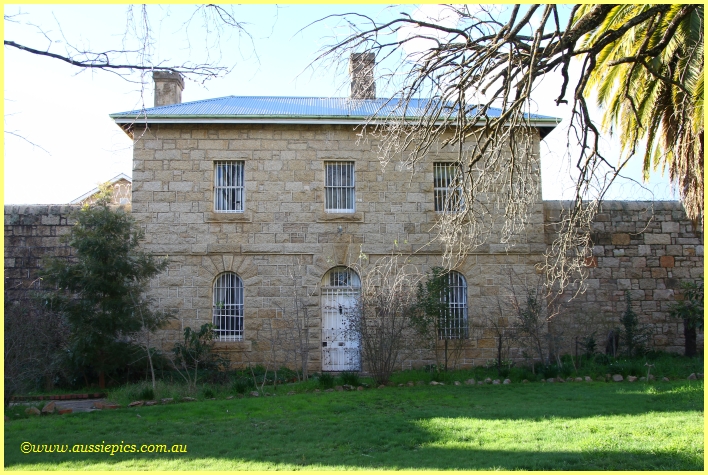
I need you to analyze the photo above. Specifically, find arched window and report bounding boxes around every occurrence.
[440,271,468,339]
[321,267,361,371]
[323,266,361,289]
[213,272,244,341]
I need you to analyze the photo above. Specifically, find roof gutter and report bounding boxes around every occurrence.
[110,115,561,129]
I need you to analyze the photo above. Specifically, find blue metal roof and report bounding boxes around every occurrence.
[110,96,559,123]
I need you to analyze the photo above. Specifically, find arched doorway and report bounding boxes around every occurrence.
[321,266,361,371]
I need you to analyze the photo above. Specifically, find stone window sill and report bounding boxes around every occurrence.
[316,211,363,222]
[213,340,252,352]
[205,211,252,222]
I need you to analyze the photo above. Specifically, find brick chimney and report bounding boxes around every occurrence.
[349,53,375,100]
[153,71,184,107]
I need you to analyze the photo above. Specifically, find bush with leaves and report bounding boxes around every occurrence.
[171,323,227,390]
[41,190,170,388]
[668,278,704,357]
[620,292,652,358]
[413,267,467,371]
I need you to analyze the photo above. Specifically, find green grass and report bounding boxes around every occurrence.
[5,380,703,470]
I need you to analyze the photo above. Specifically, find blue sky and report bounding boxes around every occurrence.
[3,4,675,204]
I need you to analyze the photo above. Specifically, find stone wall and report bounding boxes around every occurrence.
[4,205,79,300]
[544,201,703,355]
[4,129,703,371]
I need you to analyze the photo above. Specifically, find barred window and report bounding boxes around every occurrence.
[214,161,244,212]
[433,163,464,213]
[325,161,355,212]
[439,271,468,339]
[213,273,244,341]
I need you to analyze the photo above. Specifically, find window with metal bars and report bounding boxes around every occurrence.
[212,272,244,341]
[214,161,244,212]
[324,161,355,212]
[439,271,468,339]
[433,162,464,213]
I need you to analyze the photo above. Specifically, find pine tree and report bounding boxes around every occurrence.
[41,189,169,388]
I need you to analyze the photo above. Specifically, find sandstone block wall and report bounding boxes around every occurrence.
[129,123,544,369]
[4,205,79,300]
[544,201,703,354]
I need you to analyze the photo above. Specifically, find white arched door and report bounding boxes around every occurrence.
[321,267,361,371]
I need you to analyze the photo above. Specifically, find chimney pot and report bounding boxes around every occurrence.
[153,71,184,107]
[349,53,375,100]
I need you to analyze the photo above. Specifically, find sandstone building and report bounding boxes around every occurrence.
[5,56,701,374]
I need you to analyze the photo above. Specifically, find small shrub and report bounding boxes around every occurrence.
[231,377,254,394]
[539,364,558,379]
[339,371,360,386]
[202,386,216,399]
[621,292,651,357]
[138,386,155,401]
[318,373,335,389]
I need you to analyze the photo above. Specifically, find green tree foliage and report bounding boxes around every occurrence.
[620,292,651,358]
[668,278,704,357]
[41,191,169,388]
[579,4,704,226]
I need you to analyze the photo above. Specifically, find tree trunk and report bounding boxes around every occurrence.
[98,371,106,389]
[684,319,697,357]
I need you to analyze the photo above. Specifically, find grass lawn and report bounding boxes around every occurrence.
[5,380,703,470]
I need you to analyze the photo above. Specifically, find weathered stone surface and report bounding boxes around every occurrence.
[58,408,73,415]
[145,400,158,406]
[454,381,461,386]
[502,379,511,384]
[612,374,624,382]
[492,379,500,385]
[161,398,174,404]
[584,376,592,382]
[335,385,344,391]
[484,378,492,384]
[627,376,638,382]
[688,373,697,380]
[357,386,364,391]
[128,401,144,407]
[25,407,41,416]
[464,379,476,385]
[42,401,56,414]
[662,377,670,382]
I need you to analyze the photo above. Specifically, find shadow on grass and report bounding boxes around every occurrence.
[5,382,703,470]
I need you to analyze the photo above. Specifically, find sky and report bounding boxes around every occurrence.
[3,4,676,204]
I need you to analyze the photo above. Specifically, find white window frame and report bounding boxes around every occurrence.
[433,162,464,213]
[439,271,468,339]
[214,161,245,213]
[324,161,355,213]
[212,272,244,342]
